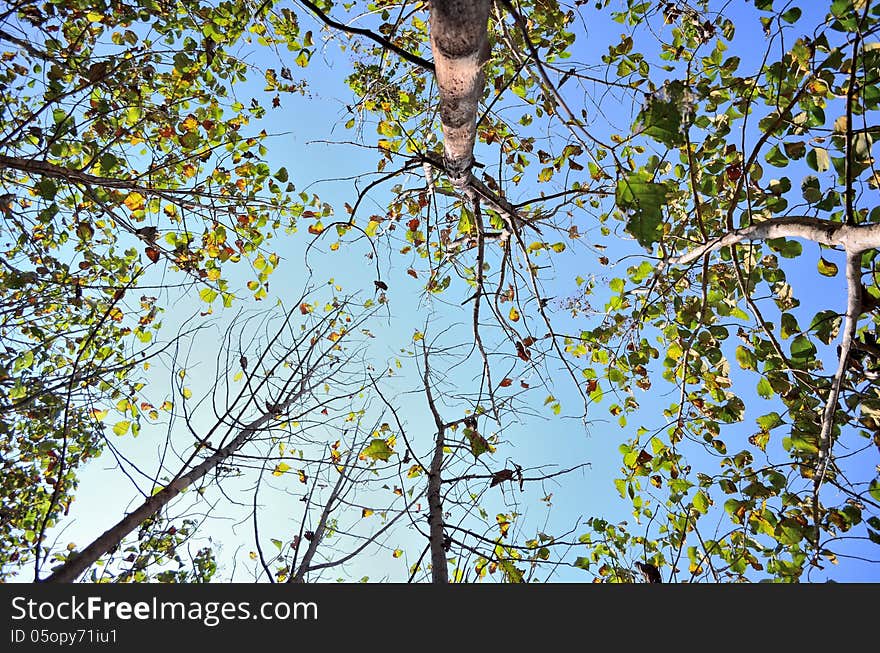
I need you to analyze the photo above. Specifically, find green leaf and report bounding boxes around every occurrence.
[465,429,491,458]
[274,167,289,183]
[756,377,773,399]
[801,175,822,203]
[735,345,757,370]
[693,490,710,514]
[617,170,667,248]
[790,335,817,361]
[362,438,394,462]
[13,350,34,372]
[817,257,838,277]
[780,312,799,339]
[757,412,783,430]
[295,49,311,68]
[783,141,806,159]
[113,420,131,436]
[870,480,880,503]
[770,238,802,258]
[634,80,693,148]
[538,166,555,182]
[810,310,842,344]
[199,287,218,303]
[781,7,802,23]
[765,144,788,167]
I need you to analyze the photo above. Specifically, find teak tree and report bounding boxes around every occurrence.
[1,0,879,582]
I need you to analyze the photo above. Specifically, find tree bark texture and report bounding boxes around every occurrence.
[429,0,491,186]
[427,424,448,583]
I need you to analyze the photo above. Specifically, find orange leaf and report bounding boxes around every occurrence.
[499,378,513,388]
[407,268,418,278]
[299,303,311,315]
[407,218,420,231]
[145,247,160,263]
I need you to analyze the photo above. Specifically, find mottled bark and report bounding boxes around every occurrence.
[429,0,491,186]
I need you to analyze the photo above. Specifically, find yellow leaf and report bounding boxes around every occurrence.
[91,408,108,421]
[365,220,381,237]
[297,469,307,484]
[123,192,145,212]
[509,307,520,322]
[272,462,291,477]
[392,549,403,558]
[182,387,192,399]
[181,115,199,132]
[407,464,422,478]
[362,508,374,518]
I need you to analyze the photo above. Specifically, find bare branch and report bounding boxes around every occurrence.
[297,0,435,72]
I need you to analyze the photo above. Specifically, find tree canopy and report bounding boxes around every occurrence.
[1,0,879,583]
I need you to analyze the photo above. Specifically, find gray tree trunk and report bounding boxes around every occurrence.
[42,419,269,582]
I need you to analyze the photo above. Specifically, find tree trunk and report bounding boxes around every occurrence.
[427,425,448,583]
[43,413,275,582]
[429,0,491,186]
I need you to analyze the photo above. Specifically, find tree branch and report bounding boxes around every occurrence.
[663,217,880,268]
[297,0,434,72]
[421,339,449,583]
[813,252,862,546]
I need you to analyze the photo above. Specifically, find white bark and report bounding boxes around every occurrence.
[664,217,880,269]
